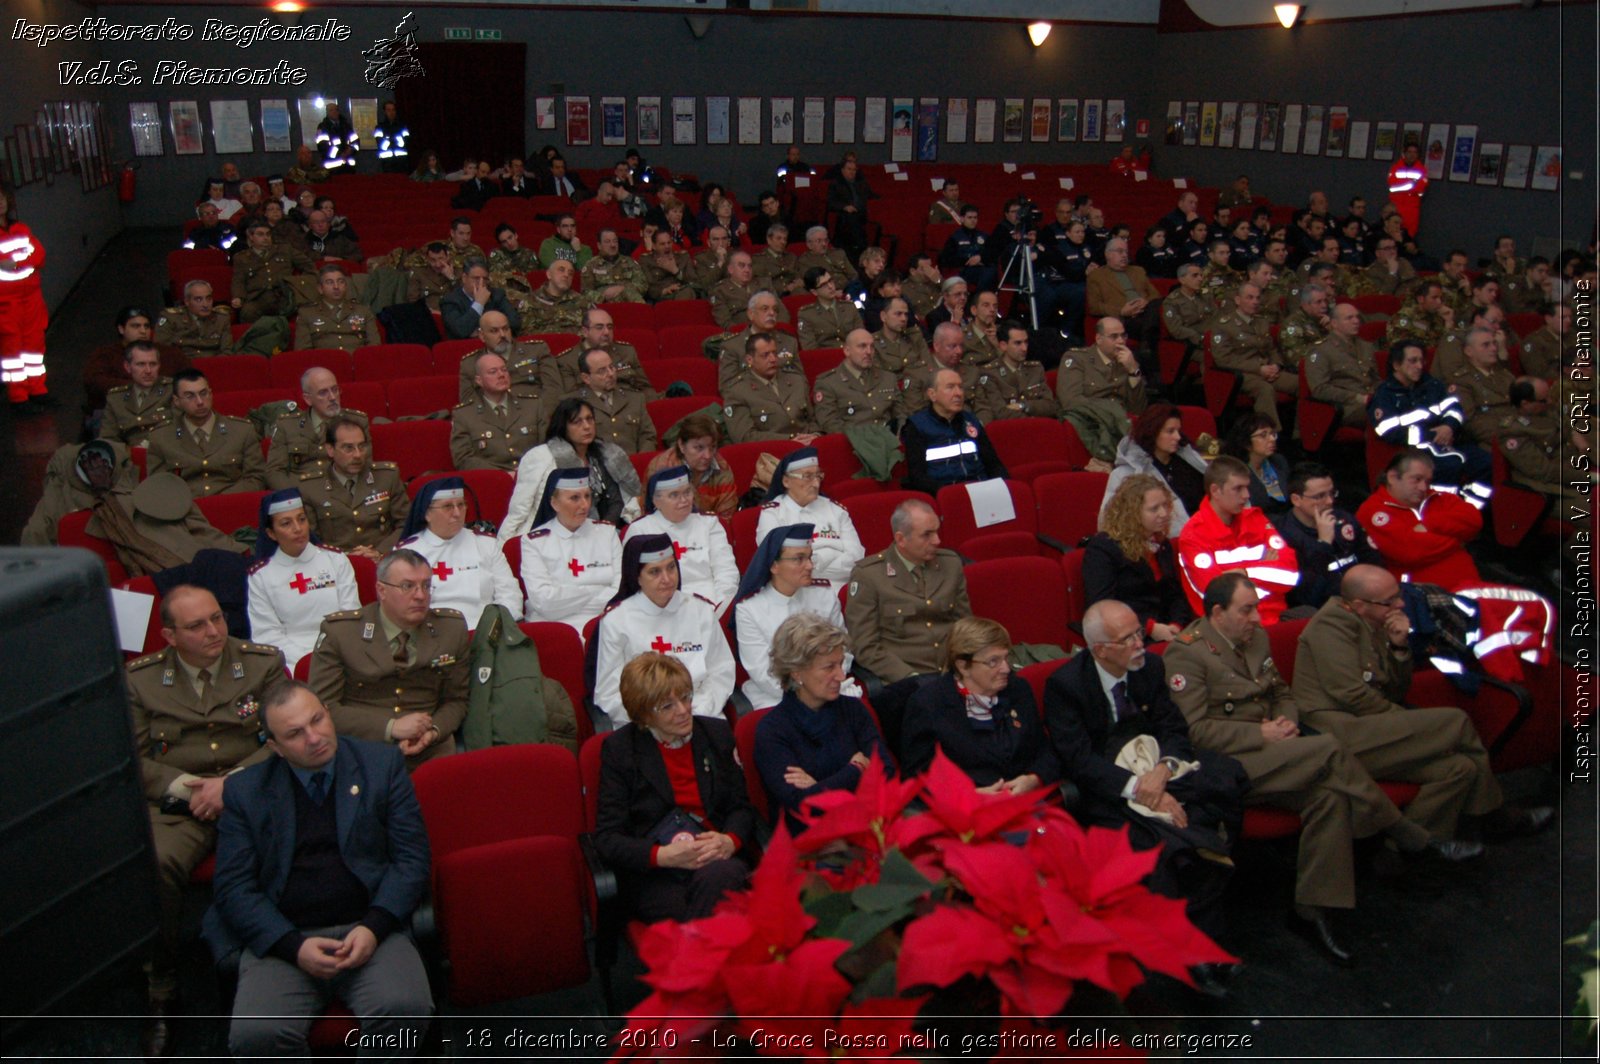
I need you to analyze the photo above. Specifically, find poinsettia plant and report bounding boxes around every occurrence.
[611,750,1234,1060]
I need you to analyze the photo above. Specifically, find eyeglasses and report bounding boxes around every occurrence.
[378,579,432,596]
[650,694,693,716]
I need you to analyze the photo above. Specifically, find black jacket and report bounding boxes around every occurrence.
[1042,651,1194,805]
[1080,533,1195,638]
[902,673,1059,788]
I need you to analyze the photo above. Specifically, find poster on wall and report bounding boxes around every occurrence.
[1164,101,1182,146]
[834,97,857,143]
[1372,121,1397,160]
[1448,124,1477,182]
[863,97,887,143]
[1346,120,1370,159]
[1238,102,1258,150]
[1258,103,1280,151]
[737,97,762,145]
[170,100,204,155]
[671,97,696,145]
[1058,100,1079,142]
[974,98,996,143]
[565,97,592,146]
[535,97,557,131]
[1324,106,1349,158]
[1181,101,1200,146]
[349,99,378,150]
[1474,143,1505,186]
[1199,102,1217,147]
[770,98,794,144]
[947,98,968,144]
[1002,99,1024,142]
[260,100,292,152]
[600,97,627,146]
[1218,102,1238,148]
[209,100,253,154]
[707,97,730,144]
[295,98,325,148]
[1530,145,1561,190]
[1423,122,1451,179]
[1302,105,1324,156]
[1105,100,1125,143]
[890,98,914,161]
[802,97,825,145]
[1029,99,1051,143]
[637,97,662,146]
[1500,144,1532,189]
[1082,100,1102,142]
[1280,104,1303,153]
[916,98,940,162]
[129,102,164,157]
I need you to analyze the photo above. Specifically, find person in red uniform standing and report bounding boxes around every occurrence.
[0,180,47,404]
[1387,141,1428,239]
[1176,456,1301,625]
[1356,448,1481,589]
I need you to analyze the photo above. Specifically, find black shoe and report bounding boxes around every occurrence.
[1190,962,1233,1000]
[1483,804,1554,841]
[1287,908,1355,967]
[141,1000,174,1058]
[1422,838,1485,862]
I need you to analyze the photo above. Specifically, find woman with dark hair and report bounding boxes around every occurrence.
[0,179,49,403]
[520,467,623,635]
[1135,224,1179,279]
[245,488,359,663]
[591,534,735,729]
[500,396,643,541]
[731,523,851,710]
[1222,412,1290,515]
[1100,404,1209,535]
[755,448,864,584]
[1083,474,1195,643]
[624,466,739,616]
[594,651,755,922]
[397,476,520,622]
[642,411,737,517]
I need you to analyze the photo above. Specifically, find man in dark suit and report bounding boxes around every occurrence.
[1043,600,1248,998]
[205,682,433,1057]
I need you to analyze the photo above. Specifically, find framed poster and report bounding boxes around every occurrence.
[973,98,996,143]
[706,96,730,144]
[671,97,696,145]
[1164,101,1182,146]
[1258,103,1280,151]
[565,96,592,146]
[169,100,204,155]
[1104,99,1125,143]
[1501,144,1532,189]
[1424,122,1451,180]
[863,97,887,143]
[1082,99,1102,142]
[1058,99,1079,142]
[129,102,163,157]
[1238,102,1259,150]
[770,97,794,145]
[1373,121,1398,160]
[1448,124,1477,182]
[1474,143,1505,186]
[1324,106,1349,158]
[600,96,627,146]
[1029,99,1051,143]
[637,97,662,146]
[1182,101,1200,146]
[1302,105,1324,156]
[1530,145,1561,190]
[802,97,825,145]
[260,99,292,152]
[209,100,253,154]
[1218,102,1239,149]
[834,97,857,144]
[890,98,914,161]
[1347,120,1371,160]
[1199,102,1218,147]
[1280,104,1303,154]
[1002,98,1024,142]
[535,97,557,130]
[737,97,762,145]
[946,98,967,144]
[916,98,940,162]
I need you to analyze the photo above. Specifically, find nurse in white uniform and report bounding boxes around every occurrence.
[731,523,853,711]
[754,448,863,584]
[520,466,623,637]
[246,488,360,665]
[623,465,739,617]
[395,475,521,626]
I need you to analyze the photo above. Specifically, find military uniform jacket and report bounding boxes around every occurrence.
[1277,308,1328,368]
[451,392,546,470]
[308,602,470,763]
[405,266,455,310]
[100,379,174,446]
[520,288,588,334]
[1519,329,1571,381]
[755,494,864,584]
[1161,619,1300,759]
[1208,312,1280,374]
[960,322,1003,367]
[751,248,801,292]
[976,360,1060,421]
[1161,289,1212,345]
[293,299,380,353]
[900,277,941,320]
[551,339,651,398]
[519,518,623,633]
[146,415,266,497]
[718,331,802,393]
[1498,411,1564,491]
[126,639,286,803]
[1304,333,1379,408]
[844,547,970,684]
[813,362,904,432]
[736,580,847,710]
[723,371,818,443]
[797,298,864,351]
[593,591,735,728]
[458,340,555,405]
[245,543,360,665]
[155,308,234,358]
[624,511,740,615]
[1291,598,1411,717]
[873,326,930,375]
[1383,301,1449,349]
[232,245,315,302]
[1453,362,1516,441]
[266,407,369,490]
[574,386,657,454]
[796,249,858,289]
[1056,348,1147,415]
[640,252,695,301]
[299,462,411,552]
[397,526,521,621]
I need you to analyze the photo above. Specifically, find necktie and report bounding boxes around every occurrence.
[308,771,328,805]
[393,631,410,667]
[1111,680,1132,723]
[195,667,212,707]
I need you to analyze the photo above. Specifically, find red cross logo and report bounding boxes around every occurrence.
[567,558,586,577]
[432,562,454,582]
[289,573,312,595]
[650,635,673,653]
[672,541,689,560]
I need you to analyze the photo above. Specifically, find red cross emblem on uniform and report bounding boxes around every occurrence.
[289,573,312,595]
[568,558,586,577]
[432,562,454,581]
[672,541,689,560]
[650,635,673,653]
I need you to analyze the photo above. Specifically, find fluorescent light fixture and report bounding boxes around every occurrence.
[1027,21,1051,47]
[1274,4,1301,28]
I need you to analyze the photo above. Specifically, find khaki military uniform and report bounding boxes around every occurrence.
[974,359,1059,422]
[292,299,380,352]
[960,322,1003,368]
[155,308,234,359]
[1305,333,1380,426]
[812,362,905,432]
[265,407,369,490]
[1209,311,1295,426]
[231,244,316,322]
[145,415,266,497]
[550,339,651,400]
[1163,619,1404,909]
[299,461,411,553]
[1384,300,1450,349]
[873,326,931,376]
[797,298,864,351]
[1293,598,1502,837]
[100,379,174,447]
[574,385,657,454]
[1453,362,1516,442]
[723,372,819,443]
[126,638,286,997]
[640,252,697,302]
[795,249,857,290]
[1499,411,1577,499]
[405,265,456,311]
[489,246,541,276]
[844,546,970,683]
[1161,288,1213,346]
[901,276,941,321]
[450,392,545,471]
[690,249,731,294]
[1056,347,1147,418]
[751,247,801,293]
[718,331,801,393]
[1277,307,1329,369]
[1198,263,1243,310]
[309,601,470,769]
[581,254,647,303]
[520,287,589,334]
[1518,328,1571,381]
[901,354,980,413]
[458,340,555,405]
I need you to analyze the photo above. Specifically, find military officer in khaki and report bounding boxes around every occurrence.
[900,255,943,321]
[718,294,802,392]
[571,347,657,453]
[100,341,175,446]
[1384,282,1456,350]
[308,550,469,770]
[125,585,286,1013]
[450,351,545,471]
[298,415,411,558]
[1210,282,1295,427]
[1278,283,1332,369]
[1518,302,1573,381]
[457,311,554,405]
[901,323,980,412]
[751,224,803,294]
[1305,303,1381,427]
[230,220,316,322]
[709,252,784,329]
[974,323,1059,422]
[520,259,589,334]
[959,291,1004,367]
[154,280,235,359]
[20,439,138,546]
[873,297,930,375]
[145,368,266,497]
[724,332,821,444]
[581,228,647,303]
[796,268,865,350]
[406,242,457,310]
[795,226,858,290]
[640,230,697,302]
[1056,317,1148,419]
[266,365,368,489]
[1161,263,1212,347]
[1452,326,1518,441]
[292,264,380,352]
[550,306,652,399]
[814,328,906,432]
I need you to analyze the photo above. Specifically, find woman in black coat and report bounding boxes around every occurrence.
[1083,473,1196,643]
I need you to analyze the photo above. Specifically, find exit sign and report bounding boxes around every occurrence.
[444,27,471,39]
[475,28,502,40]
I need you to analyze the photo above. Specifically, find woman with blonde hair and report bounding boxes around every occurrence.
[1083,474,1195,643]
